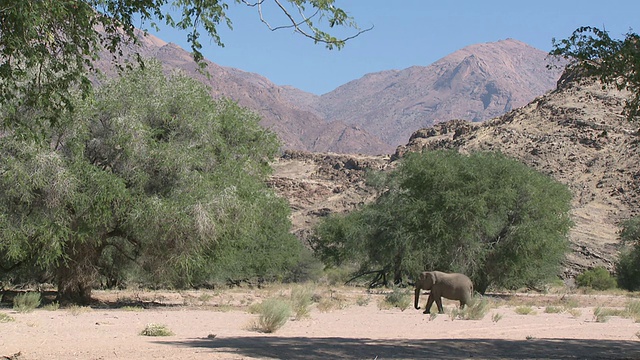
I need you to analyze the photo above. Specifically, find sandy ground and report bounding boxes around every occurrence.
[1,289,640,360]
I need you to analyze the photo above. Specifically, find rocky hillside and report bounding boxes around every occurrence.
[95,33,561,155]
[286,39,565,149]
[271,71,640,277]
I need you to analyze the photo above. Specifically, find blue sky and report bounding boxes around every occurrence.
[143,1,639,95]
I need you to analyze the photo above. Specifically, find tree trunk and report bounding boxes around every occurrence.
[56,242,100,305]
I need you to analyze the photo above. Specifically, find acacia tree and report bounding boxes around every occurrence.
[312,150,574,293]
[616,216,640,291]
[550,26,640,120]
[0,62,304,303]
[0,0,368,128]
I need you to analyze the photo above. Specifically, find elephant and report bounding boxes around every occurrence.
[414,271,473,314]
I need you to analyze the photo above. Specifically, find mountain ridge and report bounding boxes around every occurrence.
[96,33,562,155]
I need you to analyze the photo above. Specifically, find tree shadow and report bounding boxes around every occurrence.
[158,336,639,359]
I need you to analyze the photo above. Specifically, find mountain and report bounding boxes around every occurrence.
[95,34,562,155]
[94,31,392,155]
[303,39,565,148]
[270,70,639,277]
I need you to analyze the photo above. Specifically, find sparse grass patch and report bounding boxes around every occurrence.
[12,292,41,313]
[625,300,640,322]
[140,323,174,336]
[593,307,625,322]
[42,302,60,311]
[290,284,314,320]
[568,308,582,318]
[67,305,92,316]
[316,290,349,312]
[0,313,15,322]
[491,312,503,322]
[514,306,536,315]
[121,305,144,312]
[248,297,291,333]
[355,295,370,306]
[382,287,411,311]
[198,293,213,304]
[544,306,563,314]
[559,296,580,309]
[450,298,490,320]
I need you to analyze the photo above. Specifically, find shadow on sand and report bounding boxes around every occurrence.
[157,336,639,359]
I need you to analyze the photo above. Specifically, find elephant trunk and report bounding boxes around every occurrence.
[414,288,421,309]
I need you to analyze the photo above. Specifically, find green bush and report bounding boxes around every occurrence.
[290,284,314,320]
[576,267,617,290]
[311,150,573,294]
[616,217,640,291]
[13,292,41,313]
[450,297,489,320]
[252,298,291,333]
[140,323,174,336]
[383,287,412,311]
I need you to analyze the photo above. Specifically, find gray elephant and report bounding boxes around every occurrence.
[414,271,473,314]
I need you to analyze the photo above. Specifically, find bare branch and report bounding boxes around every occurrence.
[239,0,373,47]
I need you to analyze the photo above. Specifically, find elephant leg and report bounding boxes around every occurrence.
[424,293,435,314]
[435,297,444,314]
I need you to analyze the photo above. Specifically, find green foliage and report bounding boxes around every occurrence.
[615,216,640,291]
[575,267,617,290]
[550,26,640,120]
[12,292,41,313]
[451,297,489,320]
[0,1,364,130]
[251,298,292,333]
[140,323,174,336]
[383,287,412,311]
[290,284,315,320]
[544,306,563,314]
[42,302,60,311]
[0,62,302,302]
[312,150,573,293]
[514,306,536,315]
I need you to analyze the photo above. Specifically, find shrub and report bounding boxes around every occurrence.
[450,298,490,320]
[251,298,291,333]
[290,285,314,320]
[617,246,640,291]
[67,305,92,316]
[576,267,617,290]
[593,307,625,323]
[383,287,411,311]
[514,306,536,315]
[140,323,174,336]
[491,312,503,322]
[626,300,640,322]
[356,295,370,306]
[616,216,640,291]
[13,292,41,313]
[42,302,60,311]
[544,306,563,314]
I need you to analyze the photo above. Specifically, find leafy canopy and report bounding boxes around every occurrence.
[0,0,368,128]
[550,26,640,120]
[0,61,305,302]
[616,216,640,291]
[312,150,573,293]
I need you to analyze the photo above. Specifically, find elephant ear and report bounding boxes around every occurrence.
[428,271,437,285]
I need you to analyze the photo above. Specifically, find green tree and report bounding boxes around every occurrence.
[0,61,303,303]
[616,216,640,291]
[550,26,640,120]
[0,0,367,128]
[312,150,574,293]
